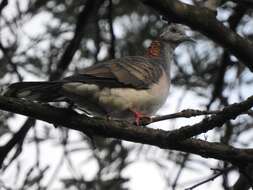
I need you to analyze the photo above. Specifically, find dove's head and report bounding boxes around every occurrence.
[159,24,193,46]
[145,24,193,62]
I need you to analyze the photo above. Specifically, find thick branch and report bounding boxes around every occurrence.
[140,0,253,72]
[165,95,253,142]
[1,95,253,163]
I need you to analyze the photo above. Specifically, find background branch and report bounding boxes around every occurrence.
[0,0,7,15]
[141,0,253,72]
[49,0,106,81]
[0,0,106,170]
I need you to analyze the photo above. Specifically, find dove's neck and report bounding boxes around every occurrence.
[146,40,175,74]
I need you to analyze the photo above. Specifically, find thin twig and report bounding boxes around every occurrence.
[172,153,189,190]
[144,108,253,130]
[44,153,65,189]
[148,109,220,124]
[185,167,234,190]
[49,0,106,81]
[0,42,23,81]
[108,0,115,59]
[0,118,35,169]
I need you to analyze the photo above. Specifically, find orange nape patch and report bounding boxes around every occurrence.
[146,40,161,58]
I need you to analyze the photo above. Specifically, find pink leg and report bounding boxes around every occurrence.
[132,111,152,126]
[133,111,142,126]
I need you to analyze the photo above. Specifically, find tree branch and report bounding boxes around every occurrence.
[148,109,220,124]
[0,42,23,81]
[49,0,106,81]
[231,0,253,5]
[140,0,253,72]
[233,164,253,190]
[161,95,253,142]
[0,0,108,168]
[1,95,253,163]
[0,0,8,15]
[0,118,35,169]
[185,167,234,190]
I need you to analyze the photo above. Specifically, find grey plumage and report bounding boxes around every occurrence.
[4,24,191,121]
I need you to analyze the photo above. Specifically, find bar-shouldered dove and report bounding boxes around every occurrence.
[4,24,192,125]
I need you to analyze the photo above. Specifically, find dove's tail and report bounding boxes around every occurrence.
[4,82,64,102]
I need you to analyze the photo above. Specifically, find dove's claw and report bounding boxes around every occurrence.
[132,111,152,126]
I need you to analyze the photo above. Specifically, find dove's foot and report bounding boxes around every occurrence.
[133,111,152,126]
